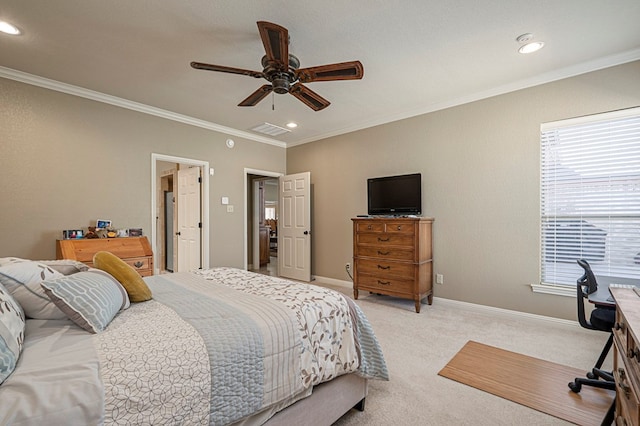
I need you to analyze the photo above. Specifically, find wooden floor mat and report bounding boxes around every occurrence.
[438,341,614,426]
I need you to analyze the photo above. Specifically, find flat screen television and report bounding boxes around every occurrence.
[367,173,422,215]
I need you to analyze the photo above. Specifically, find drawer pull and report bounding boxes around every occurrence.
[377,265,391,270]
[377,280,391,286]
[615,322,625,331]
[367,225,373,230]
[618,368,632,398]
[377,251,390,256]
[378,237,390,242]
[629,348,639,359]
[133,261,144,268]
[396,226,402,230]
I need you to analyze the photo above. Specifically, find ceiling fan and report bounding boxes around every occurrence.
[190,21,364,111]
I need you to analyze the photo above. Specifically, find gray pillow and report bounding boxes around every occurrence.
[0,260,66,319]
[41,269,130,334]
[40,259,90,276]
[0,282,25,384]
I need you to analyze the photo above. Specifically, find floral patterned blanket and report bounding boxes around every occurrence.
[138,268,388,425]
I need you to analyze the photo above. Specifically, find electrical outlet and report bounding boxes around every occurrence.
[345,262,351,272]
[436,274,444,285]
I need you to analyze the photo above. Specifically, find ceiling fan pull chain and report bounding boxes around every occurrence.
[272,91,275,111]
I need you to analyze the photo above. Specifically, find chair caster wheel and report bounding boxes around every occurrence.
[568,381,582,393]
[587,372,596,379]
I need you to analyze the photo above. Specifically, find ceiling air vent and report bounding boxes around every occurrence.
[250,122,291,136]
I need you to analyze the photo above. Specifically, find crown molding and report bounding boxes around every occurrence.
[288,48,640,146]
[0,66,286,148]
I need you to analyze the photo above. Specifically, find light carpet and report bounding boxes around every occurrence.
[321,285,615,425]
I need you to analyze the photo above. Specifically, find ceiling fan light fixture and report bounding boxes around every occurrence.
[0,21,21,35]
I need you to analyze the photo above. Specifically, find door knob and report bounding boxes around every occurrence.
[175,231,181,236]
[304,230,310,235]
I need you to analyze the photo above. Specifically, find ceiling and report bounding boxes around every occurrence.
[1,1,639,147]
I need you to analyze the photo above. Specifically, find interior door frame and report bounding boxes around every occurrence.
[244,168,283,271]
[151,153,210,275]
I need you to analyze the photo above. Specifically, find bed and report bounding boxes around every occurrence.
[0,257,388,426]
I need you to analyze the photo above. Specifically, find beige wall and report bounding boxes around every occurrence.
[0,77,286,268]
[2,62,639,319]
[287,60,640,320]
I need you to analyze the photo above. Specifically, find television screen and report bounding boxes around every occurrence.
[367,173,422,215]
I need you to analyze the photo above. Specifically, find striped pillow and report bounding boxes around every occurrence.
[41,269,130,333]
[0,282,25,384]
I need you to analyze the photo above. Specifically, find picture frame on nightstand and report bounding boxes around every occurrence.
[62,229,84,239]
[128,228,143,237]
[96,219,111,230]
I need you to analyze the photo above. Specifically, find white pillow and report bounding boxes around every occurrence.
[0,282,25,384]
[41,269,130,334]
[0,257,26,267]
[0,260,67,319]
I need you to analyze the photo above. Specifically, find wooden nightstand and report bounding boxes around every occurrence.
[56,236,154,277]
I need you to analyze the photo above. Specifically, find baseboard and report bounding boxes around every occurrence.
[312,274,577,327]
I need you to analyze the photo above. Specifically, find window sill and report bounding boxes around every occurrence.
[531,283,574,298]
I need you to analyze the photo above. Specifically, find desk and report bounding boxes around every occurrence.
[610,287,640,424]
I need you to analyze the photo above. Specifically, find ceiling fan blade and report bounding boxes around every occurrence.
[295,61,364,83]
[190,62,263,79]
[238,85,273,107]
[257,21,289,66]
[290,83,330,111]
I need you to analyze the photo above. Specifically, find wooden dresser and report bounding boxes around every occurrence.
[611,287,640,424]
[56,236,154,277]
[352,217,434,313]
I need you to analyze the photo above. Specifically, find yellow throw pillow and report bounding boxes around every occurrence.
[93,251,152,302]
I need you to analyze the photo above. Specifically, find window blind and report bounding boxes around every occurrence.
[540,107,640,286]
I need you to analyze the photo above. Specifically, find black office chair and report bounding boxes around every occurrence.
[568,259,616,394]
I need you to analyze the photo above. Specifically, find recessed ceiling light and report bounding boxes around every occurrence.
[286,122,298,129]
[518,41,545,54]
[0,21,21,35]
[516,33,544,54]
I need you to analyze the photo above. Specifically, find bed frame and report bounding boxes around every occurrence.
[265,374,367,425]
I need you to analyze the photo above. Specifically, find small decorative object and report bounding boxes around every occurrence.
[96,229,108,238]
[96,219,112,230]
[117,229,128,238]
[106,229,117,238]
[85,227,99,239]
[128,228,143,237]
[63,230,84,239]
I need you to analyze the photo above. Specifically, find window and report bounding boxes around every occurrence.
[540,107,640,288]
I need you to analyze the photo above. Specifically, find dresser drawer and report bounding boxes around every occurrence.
[356,258,415,279]
[615,348,640,426]
[123,257,152,272]
[355,245,415,261]
[356,274,413,294]
[355,221,416,234]
[356,233,415,247]
[355,222,386,233]
[382,222,415,234]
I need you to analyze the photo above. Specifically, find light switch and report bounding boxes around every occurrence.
[209,168,214,176]
[221,197,229,205]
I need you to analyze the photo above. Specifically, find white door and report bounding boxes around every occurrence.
[279,172,311,282]
[177,167,202,271]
